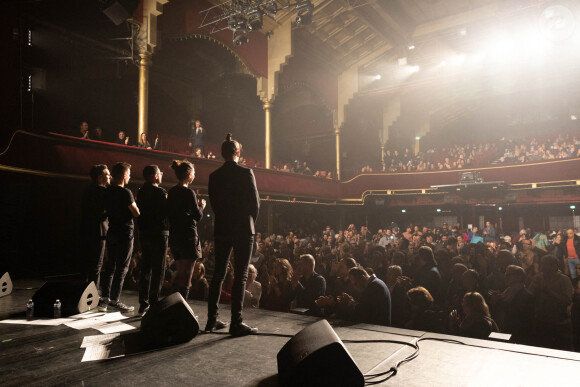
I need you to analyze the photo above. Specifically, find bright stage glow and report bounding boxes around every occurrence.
[375,74,382,80]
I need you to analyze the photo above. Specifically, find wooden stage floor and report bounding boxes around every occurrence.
[1,280,579,386]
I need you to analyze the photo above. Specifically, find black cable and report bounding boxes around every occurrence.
[345,337,467,385]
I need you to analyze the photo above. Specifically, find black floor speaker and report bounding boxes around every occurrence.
[32,281,98,317]
[1,272,13,298]
[277,319,364,387]
[141,292,199,346]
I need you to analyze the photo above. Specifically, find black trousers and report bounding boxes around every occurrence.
[138,233,168,308]
[82,235,106,292]
[207,234,254,325]
[101,231,133,302]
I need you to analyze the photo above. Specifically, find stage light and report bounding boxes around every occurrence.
[571,205,576,210]
[401,209,406,213]
[572,115,577,120]
[498,207,503,211]
[437,209,442,213]
[375,74,381,80]
[228,16,250,46]
[233,25,249,46]
[247,9,263,31]
[408,44,415,50]
[27,29,32,46]
[410,65,420,73]
[415,136,420,140]
[263,1,278,16]
[295,0,313,26]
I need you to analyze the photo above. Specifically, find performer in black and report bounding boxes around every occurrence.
[166,160,205,299]
[206,133,260,336]
[137,165,169,314]
[100,162,140,312]
[80,164,110,292]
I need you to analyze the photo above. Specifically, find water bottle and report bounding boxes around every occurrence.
[53,299,62,318]
[26,299,34,320]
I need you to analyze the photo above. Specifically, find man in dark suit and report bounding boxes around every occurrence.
[290,254,326,316]
[188,120,204,154]
[338,267,391,326]
[206,133,260,336]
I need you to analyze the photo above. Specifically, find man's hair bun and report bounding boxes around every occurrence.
[225,133,232,142]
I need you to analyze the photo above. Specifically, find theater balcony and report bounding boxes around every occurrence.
[2,130,579,209]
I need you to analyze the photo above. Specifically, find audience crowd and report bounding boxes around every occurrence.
[118,219,580,352]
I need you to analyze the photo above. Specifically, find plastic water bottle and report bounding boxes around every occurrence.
[26,299,34,320]
[53,299,62,318]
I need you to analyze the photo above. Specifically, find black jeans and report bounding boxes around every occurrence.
[138,233,168,308]
[82,235,106,292]
[207,234,254,325]
[101,230,134,303]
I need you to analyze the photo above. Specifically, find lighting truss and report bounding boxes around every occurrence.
[199,0,311,34]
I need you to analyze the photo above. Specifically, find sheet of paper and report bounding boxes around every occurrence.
[65,312,128,331]
[81,333,120,348]
[0,318,74,326]
[96,321,135,334]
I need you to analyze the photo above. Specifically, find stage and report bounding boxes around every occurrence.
[1,280,579,386]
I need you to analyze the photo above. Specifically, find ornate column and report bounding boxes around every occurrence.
[138,51,152,140]
[263,100,272,169]
[335,126,341,180]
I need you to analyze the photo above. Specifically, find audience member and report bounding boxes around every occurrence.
[449,292,498,339]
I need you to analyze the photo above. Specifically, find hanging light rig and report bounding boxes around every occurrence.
[199,0,314,46]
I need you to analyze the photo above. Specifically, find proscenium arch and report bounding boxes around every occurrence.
[166,33,261,79]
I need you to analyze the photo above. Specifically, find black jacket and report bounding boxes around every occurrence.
[208,160,260,237]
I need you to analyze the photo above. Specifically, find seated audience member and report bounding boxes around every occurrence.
[385,265,412,327]
[93,127,104,141]
[80,121,90,139]
[336,267,391,326]
[413,246,442,305]
[219,260,234,304]
[290,254,326,315]
[244,264,261,308]
[194,148,204,158]
[116,131,131,146]
[189,261,209,301]
[138,132,158,150]
[324,257,359,298]
[262,258,294,312]
[445,263,468,312]
[449,292,499,339]
[462,268,485,296]
[529,254,574,351]
[162,250,177,294]
[488,265,534,344]
[406,287,446,333]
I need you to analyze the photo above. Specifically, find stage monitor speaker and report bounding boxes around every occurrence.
[32,281,98,317]
[277,319,364,387]
[1,272,13,298]
[141,292,199,346]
